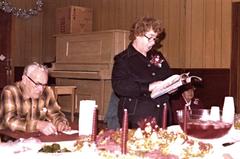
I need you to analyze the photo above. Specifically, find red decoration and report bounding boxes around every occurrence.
[91,106,97,142]
[183,105,189,132]
[162,103,167,129]
[121,109,128,154]
[150,55,164,68]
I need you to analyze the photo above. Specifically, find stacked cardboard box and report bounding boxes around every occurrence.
[56,6,93,34]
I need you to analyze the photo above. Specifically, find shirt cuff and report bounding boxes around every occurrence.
[26,119,38,132]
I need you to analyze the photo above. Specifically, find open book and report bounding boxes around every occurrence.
[150,73,202,99]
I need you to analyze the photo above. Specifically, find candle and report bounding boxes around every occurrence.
[121,109,128,154]
[91,106,97,142]
[183,104,189,132]
[162,103,167,129]
[79,100,97,136]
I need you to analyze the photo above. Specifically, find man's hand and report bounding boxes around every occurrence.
[56,122,71,132]
[36,120,58,136]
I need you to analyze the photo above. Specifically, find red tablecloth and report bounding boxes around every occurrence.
[0,122,79,142]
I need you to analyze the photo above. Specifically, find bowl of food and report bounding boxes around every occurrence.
[177,109,232,139]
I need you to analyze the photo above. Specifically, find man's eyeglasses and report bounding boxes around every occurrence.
[144,35,158,42]
[25,74,47,88]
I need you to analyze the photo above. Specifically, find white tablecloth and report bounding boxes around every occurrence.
[1,126,240,159]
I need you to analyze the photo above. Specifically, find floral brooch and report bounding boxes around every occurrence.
[150,55,164,68]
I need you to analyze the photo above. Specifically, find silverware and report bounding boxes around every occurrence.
[222,140,240,147]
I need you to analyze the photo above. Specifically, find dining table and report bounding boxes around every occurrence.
[0,123,240,159]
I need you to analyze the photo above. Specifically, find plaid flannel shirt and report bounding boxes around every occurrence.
[0,82,69,132]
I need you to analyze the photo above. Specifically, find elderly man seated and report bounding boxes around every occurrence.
[0,62,71,135]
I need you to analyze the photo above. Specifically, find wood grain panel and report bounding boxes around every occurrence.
[185,0,192,67]
[42,1,56,63]
[119,0,127,29]
[178,0,187,68]
[214,0,222,67]
[153,0,164,19]
[167,0,184,67]
[91,0,101,30]
[190,0,205,67]
[8,0,232,69]
[126,0,137,30]
[143,0,154,16]
[107,0,117,30]
[31,15,43,63]
[183,0,231,68]
[161,0,170,60]
[221,0,231,68]
[13,17,24,65]
[136,0,144,17]
[204,0,215,67]
[10,0,44,65]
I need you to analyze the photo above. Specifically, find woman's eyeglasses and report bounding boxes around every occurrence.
[144,34,158,42]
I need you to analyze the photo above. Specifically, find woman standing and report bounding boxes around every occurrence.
[112,16,175,128]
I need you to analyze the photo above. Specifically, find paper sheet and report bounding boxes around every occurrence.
[62,130,79,135]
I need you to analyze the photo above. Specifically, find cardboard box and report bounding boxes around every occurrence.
[56,6,93,34]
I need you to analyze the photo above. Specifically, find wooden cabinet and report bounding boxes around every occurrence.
[50,30,129,120]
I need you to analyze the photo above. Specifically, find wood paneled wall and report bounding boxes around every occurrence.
[10,0,43,66]
[10,0,232,68]
[10,0,82,66]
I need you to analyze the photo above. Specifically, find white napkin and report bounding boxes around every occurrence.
[62,130,79,135]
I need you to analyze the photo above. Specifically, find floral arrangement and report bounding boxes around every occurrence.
[137,116,159,138]
[74,116,213,158]
[150,54,164,68]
